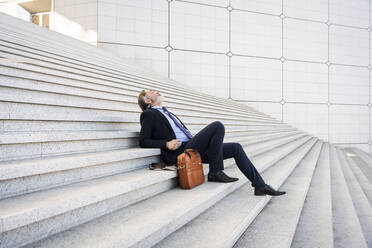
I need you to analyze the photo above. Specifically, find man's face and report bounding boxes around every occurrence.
[144,89,164,106]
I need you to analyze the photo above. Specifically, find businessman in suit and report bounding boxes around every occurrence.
[137,89,285,196]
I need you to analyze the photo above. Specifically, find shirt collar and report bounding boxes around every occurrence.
[151,105,163,109]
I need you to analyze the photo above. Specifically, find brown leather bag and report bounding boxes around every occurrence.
[176,148,205,189]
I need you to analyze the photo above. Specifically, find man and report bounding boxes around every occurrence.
[137,89,285,196]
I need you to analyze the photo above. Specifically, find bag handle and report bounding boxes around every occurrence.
[184,148,200,162]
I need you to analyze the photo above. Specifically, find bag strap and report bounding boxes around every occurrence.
[184,148,200,162]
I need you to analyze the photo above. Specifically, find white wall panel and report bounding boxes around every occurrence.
[100,0,168,47]
[231,57,282,101]
[98,15,116,42]
[284,61,328,103]
[170,50,229,98]
[330,65,369,104]
[170,1,229,53]
[284,103,329,141]
[284,18,328,62]
[231,0,282,15]
[330,0,369,28]
[330,25,369,66]
[283,0,328,22]
[184,0,228,7]
[231,11,281,57]
[329,105,369,143]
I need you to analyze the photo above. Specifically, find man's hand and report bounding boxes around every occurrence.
[166,139,180,150]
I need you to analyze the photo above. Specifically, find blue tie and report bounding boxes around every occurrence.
[162,107,193,139]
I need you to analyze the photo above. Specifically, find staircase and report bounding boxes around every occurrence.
[0,13,371,248]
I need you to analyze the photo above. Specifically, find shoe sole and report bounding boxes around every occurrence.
[207,178,239,183]
[254,192,286,196]
[254,192,265,196]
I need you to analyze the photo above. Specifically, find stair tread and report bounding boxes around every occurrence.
[0,131,305,180]
[348,148,372,181]
[0,135,311,233]
[291,143,334,248]
[27,138,317,248]
[0,128,297,145]
[329,145,368,248]
[154,138,320,248]
[337,148,372,246]
[343,148,372,206]
[233,141,323,248]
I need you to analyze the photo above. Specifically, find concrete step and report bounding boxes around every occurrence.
[291,142,334,248]
[0,128,296,145]
[154,138,320,248]
[0,130,305,199]
[0,147,160,200]
[0,72,278,125]
[0,135,312,248]
[222,128,299,138]
[0,59,279,123]
[1,128,298,161]
[0,30,269,120]
[0,130,139,145]
[329,145,368,248]
[0,130,139,161]
[341,148,372,206]
[23,137,317,248]
[0,118,294,133]
[337,148,372,246]
[0,100,287,128]
[233,141,323,248]
[352,147,372,159]
[347,148,372,178]
[243,132,306,158]
[0,76,288,126]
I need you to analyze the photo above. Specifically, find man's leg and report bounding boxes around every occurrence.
[219,142,266,188]
[184,121,225,173]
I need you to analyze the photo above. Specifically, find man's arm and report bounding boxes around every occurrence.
[139,111,168,149]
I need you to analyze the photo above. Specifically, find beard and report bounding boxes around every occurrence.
[154,93,165,104]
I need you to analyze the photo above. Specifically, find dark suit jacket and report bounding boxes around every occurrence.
[139,106,190,165]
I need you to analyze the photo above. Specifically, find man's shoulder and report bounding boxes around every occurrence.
[143,108,156,114]
[140,108,157,118]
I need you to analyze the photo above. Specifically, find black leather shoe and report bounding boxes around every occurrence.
[254,184,286,196]
[208,171,239,183]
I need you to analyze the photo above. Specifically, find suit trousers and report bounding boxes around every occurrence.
[183,121,266,188]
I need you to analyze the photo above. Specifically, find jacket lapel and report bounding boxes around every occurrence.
[150,108,173,132]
